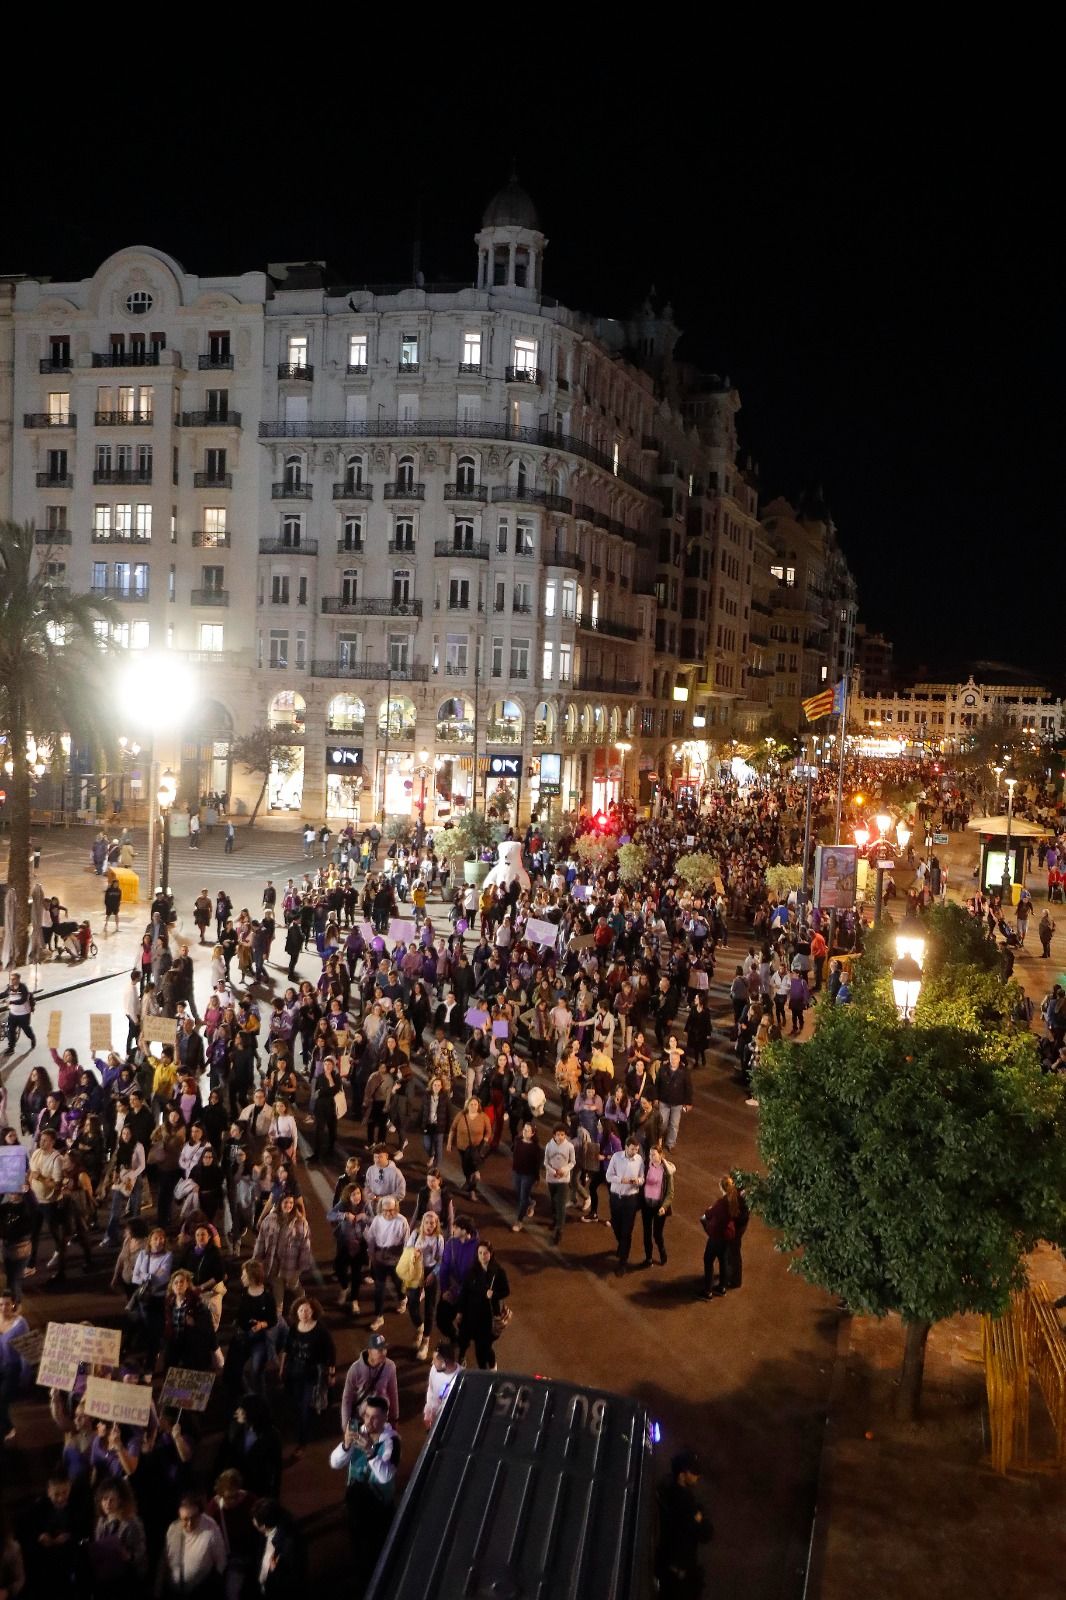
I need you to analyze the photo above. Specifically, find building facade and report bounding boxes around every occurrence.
[1,181,861,822]
[851,675,1066,753]
[759,495,858,731]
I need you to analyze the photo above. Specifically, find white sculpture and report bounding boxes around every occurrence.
[482,839,530,895]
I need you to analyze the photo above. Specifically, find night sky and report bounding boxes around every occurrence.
[8,71,1057,681]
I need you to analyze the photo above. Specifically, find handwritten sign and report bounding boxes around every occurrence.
[389,919,417,944]
[0,1147,28,1193]
[84,1375,153,1428]
[159,1366,215,1413]
[11,1328,45,1367]
[571,933,597,952]
[492,1019,510,1039]
[37,1357,79,1390]
[687,970,709,990]
[41,1321,122,1372]
[333,1029,348,1050]
[141,1015,177,1046]
[47,1011,63,1049]
[572,884,588,901]
[524,917,559,948]
[465,1007,489,1028]
[360,922,376,944]
[89,1014,112,1053]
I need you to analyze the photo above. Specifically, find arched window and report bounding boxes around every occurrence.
[625,706,635,736]
[396,454,415,491]
[578,705,591,740]
[516,460,528,492]
[268,690,305,732]
[487,700,523,744]
[327,693,365,733]
[533,701,555,746]
[344,454,365,491]
[436,697,475,744]
[283,454,303,491]
[456,455,476,492]
[593,705,606,739]
[378,694,416,738]
[609,707,621,741]
[564,703,578,743]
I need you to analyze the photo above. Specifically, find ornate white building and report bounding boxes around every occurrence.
[851,675,1066,753]
[0,178,851,823]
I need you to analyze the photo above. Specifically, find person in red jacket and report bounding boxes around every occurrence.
[700,1175,741,1299]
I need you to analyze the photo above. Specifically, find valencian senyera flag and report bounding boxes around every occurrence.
[802,679,847,723]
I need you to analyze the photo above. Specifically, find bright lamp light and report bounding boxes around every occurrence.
[118,655,198,734]
[895,821,912,851]
[895,913,926,971]
[875,813,892,838]
[853,825,870,848]
[892,953,923,1020]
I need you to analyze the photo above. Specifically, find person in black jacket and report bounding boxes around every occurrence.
[284,918,304,980]
[655,1450,713,1598]
[216,1396,282,1498]
[252,1499,306,1598]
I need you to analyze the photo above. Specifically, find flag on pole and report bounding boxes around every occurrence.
[803,678,846,723]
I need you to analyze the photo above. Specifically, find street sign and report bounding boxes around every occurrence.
[933,832,949,845]
[873,857,896,871]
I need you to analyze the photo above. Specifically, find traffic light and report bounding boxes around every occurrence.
[593,811,608,831]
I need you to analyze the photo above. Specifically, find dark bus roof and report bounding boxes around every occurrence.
[366,1370,656,1600]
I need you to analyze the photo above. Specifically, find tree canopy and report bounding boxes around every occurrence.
[229,724,299,825]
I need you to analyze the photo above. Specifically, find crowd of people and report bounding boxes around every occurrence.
[2,754,1060,1597]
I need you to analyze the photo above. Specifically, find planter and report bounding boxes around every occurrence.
[463,859,491,887]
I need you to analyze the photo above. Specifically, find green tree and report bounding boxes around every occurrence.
[674,852,720,894]
[0,521,116,959]
[747,999,1066,1418]
[229,725,299,826]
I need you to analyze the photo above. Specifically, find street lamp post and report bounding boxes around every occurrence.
[871,812,894,926]
[416,746,430,844]
[157,769,176,897]
[615,740,632,804]
[1002,774,1017,907]
[798,748,818,917]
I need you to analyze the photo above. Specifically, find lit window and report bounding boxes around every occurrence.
[348,334,368,368]
[462,332,482,366]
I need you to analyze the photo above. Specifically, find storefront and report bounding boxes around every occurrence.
[433,754,474,820]
[325,744,366,821]
[485,752,522,825]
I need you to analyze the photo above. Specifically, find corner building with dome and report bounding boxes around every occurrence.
[1,178,838,824]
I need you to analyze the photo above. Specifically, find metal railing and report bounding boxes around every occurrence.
[271,482,312,499]
[434,539,489,560]
[259,538,318,555]
[90,529,151,544]
[512,602,533,614]
[39,356,71,373]
[35,472,73,488]
[544,493,573,513]
[321,597,422,617]
[444,482,487,501]
[310,658,428,681]
[92,468,152,484]
[346,362,368,375]
[505,365,541,384]
[457,362,482,374]
[24,412,75,428]
[256,417,655,496]
[383,482,425,499]
[336,538,365,554]
[34,528,71,545]
[94,410,153,426]
[490,485,547,506]
[398,361,420,374]
[277,362,313,380]
[199,353,233,370]
[181,410,242,427]
[575,675,641,695]
[386,540,417,555]
[193,531,231,548]
[577,612,641,640]
[92,349,163,367]
[194,472,232,489]
[90,585,149,602]
[191,588,229,606]
[544,547,582,569]
[333,482,373,500]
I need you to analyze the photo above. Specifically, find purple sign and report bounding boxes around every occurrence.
[0,1147,28,1193]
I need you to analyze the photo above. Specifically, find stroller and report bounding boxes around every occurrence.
[58,920,98,961]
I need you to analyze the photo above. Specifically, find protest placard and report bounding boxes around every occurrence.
[524,917,559,947]
[685,835,696,847]
[389,919,417,944]
[11,1328,45,1367]
[360,922,377,944]
[572,883,588,901]
[37,1356,79,1390]
[89,1014,112,1053]
[333,1030,348,1050]
[141,1015,178,1046]
[688,969,709,990]
[47,1011,63,1049]
[41,1321,122,1373]
[159,1366,215,1413]
[570,933,597,952]
[492,1019,510,1038]
[464,1007,489,1028]
[0,1147,28,1193]
[84,1375,154,1428]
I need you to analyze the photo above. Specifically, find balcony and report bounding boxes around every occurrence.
[277,362,313,380]
[33,527,71,545]
[92,349,162,368]
[575,503,596,522]
[91,529,151,544]
[193,531,231,548]
[39,356,71,374]
[443,661,470,677]
[271,482,312,499]
[336,538,365,554]
[259,538,318,556]
[35,472,73,488]
[505,365,541,385]
[194,471,232,489]
[490,485,547,507]
[514,544,536,558]
[576,675,641,696]
[508,668,529,680]
[24,412,75,429]
[457,362,482,375]
[750,598,771,615]
[434,539,489,560]
[577,612,641,641]
[92,467,152,485]
[398,361,420,375]
[199,353,234,370]
[544,547,583,570]
[332,482,373,500]
[346,362,368,376]
[191,588,230,606]
[512,602,533,615]
[544,493,573,514]
[326,720,366,736]
[94,410,153,426]
[387,540,417,556]
[383,481,425,500]
[181,410,242,427]
[444,482,487,502]
[91,586,149,603]
[310,658,428,681]
[321,597,422,617]
[589,563,602,578]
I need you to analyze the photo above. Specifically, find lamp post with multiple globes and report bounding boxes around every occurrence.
[1002,773,1017,907]
[157,769,177,897]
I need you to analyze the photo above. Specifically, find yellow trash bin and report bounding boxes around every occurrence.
[111,866,140,905]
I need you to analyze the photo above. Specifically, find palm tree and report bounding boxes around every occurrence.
[0,521,116,961]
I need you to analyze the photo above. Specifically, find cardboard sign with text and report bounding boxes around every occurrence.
[524,917,559,948]
[159,1366,215,1413]
[41,1321,122,1374]
[464,1007,489,1028]
[0,1146,29,1193]
[11,1328,45,1367]
[141,1014,178,1046]
[389,919,417,944]
[570,933,597,952]
[84,1374,153,1428]
[89,1014,112,1053]
[47,1011,63,1049]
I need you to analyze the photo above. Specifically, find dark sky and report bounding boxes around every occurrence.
[9,67,1058,681]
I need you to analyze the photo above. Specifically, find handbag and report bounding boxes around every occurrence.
[396,1245,424,1289]
[311,1366,331,1413]
[491,1304,513,1340]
